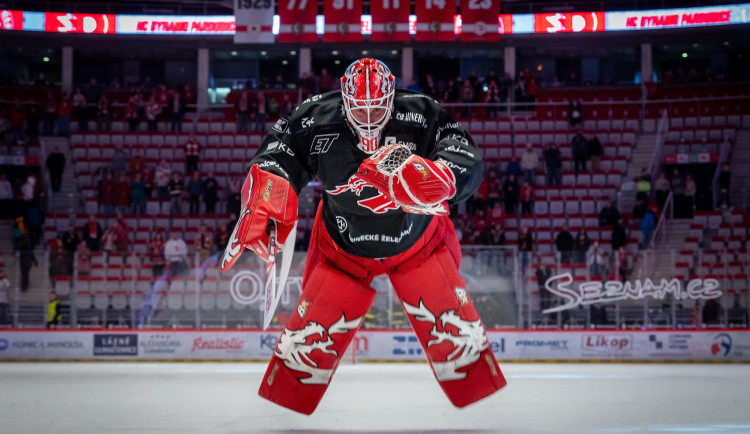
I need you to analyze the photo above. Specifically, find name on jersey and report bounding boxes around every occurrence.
[257,161,290,179]
[437,158,467,174]
[435,122,462,141]
[445,145,475,159]
[395,112,427,127]
[384,136,417,151]
[301,94,322,105]
[348,222,413,244]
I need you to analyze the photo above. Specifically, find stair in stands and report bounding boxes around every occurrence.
[620,133,657,213]
[42,136,82,213]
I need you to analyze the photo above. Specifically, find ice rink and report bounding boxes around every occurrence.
[1,362,749,433]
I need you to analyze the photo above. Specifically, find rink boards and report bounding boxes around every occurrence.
[0,329,749,362]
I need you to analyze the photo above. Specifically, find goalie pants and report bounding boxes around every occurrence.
[259,205,507,414]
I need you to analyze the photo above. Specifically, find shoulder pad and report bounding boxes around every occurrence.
[288,91,345,133]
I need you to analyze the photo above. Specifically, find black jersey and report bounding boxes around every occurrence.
[249,89,482,259]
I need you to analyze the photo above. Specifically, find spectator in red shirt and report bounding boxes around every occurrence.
[43,92,57,136]
[147,231,167,279]
[82,214,103,252]
[96,95,112,131]
[488,202,505,226]
[170,90,185,133]
[114,173,131,215]
[98,172,116,215]
[9,101,26,145]
[72,88,88,132]
[520,181,534,215]
[184,134,201,174]
[125,96,140,132]
[57,94,72,137]
[155,84,169,109]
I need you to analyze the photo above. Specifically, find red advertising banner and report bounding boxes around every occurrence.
[498,14,512,34]
[323,0,363,42]
[414,0,456,41]
[44,13,116,33]
[278,0,318,43]
[459,0,500,41]
[0,10,24,30]
[534,12,606,33]
[370,0,411,42]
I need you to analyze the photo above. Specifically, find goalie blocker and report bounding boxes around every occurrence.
[220,165,298,271]
[259,204,507,415]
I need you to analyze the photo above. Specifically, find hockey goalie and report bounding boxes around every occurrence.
[221,58,507,414]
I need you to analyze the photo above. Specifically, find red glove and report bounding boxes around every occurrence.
[220,165,298,271]
[357,144,456,214]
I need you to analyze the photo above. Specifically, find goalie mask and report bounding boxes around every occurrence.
[341,58,395,153]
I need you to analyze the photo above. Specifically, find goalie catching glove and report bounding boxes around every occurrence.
[357,144,456,215]
[220,165,298,271]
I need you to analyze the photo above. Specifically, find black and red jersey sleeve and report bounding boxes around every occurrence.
[425,103,483,205]
[248,103,317,195]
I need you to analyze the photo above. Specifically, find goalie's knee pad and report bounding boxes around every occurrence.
[389,243,507,408]
[258,261,375,415]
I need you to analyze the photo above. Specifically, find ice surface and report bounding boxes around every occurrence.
[1,362,749,433]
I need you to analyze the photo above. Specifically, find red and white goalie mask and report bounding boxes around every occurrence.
[341,58,395,154]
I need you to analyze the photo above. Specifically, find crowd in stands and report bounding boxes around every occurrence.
[0,77,195,143]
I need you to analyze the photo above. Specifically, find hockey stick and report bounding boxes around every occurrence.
[262,223,277,330]
[262,221,298,330]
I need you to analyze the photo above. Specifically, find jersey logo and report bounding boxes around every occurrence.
[412,162,429,180]
[336,216,348,232]
[403,299,488,381]
[272,118,289,133]
[311,134,338,154]
[275,314,361,384]
[301,117,315,128]
[266,141,294,156]
[327,174,399,214]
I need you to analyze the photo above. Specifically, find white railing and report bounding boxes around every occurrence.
[648,109,670,186]
[712,138,732,209]
[649,191,673,251]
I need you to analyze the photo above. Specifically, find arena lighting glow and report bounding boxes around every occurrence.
[0,3,747,36]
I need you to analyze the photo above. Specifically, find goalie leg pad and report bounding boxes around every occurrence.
[258,261,375,415]
[389,229,507,408]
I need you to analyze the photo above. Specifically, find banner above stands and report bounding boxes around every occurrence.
[0,2,748,39]
[1,330,749,361]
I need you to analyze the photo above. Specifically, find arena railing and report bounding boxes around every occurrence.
[712,138,732,209]
[12,241,749,330]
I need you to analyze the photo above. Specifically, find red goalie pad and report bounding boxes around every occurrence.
[258,261,375,415]
[389,243,507,408]
[257,204,505,415]
[220,165,298,271]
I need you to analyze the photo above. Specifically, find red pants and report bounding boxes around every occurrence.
[259,206,507,414]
